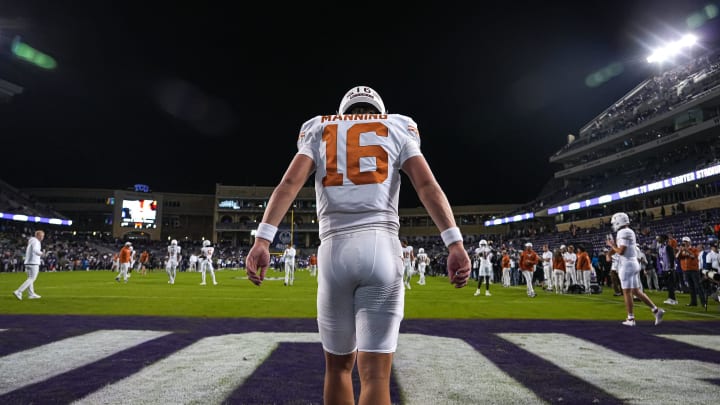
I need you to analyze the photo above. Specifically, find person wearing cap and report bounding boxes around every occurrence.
[116,242,133,283]
[244,85,471,405]
[676,236,707,309]
[519,242,539,297]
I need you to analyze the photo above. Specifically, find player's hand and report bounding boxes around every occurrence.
[246,239,270,286]
[447,242,470,288]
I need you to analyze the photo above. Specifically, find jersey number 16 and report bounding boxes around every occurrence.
[322,123,389,187]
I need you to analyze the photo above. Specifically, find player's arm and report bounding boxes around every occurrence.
[401,155,469,288]
[247,154,315,286]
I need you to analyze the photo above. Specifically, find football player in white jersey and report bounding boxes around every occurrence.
[474,240,493,296]
[563,245,577,292]
[188,253,198,272]
[283,243,297,286]
[166,239,181,285]
[245,85,470,405]
[541,244,553,291]
[401,240,415,289]
[199,240,217,285]
[606,212,664,326]
[415,247,429,285]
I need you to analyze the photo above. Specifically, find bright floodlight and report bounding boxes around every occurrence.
[647,33,698,63]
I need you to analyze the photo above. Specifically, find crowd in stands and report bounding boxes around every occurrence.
[0,178,67,219]
[555,48,720,156]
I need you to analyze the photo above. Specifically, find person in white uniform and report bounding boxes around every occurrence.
[606,212,665,326]
[541,244,553,291]
[13,230,45,300]
[563,245,577,292]
[283,243,297,286]
[188,253,198,272]
[415,247,429,285]
[244,85,471,405]
[474,239,493,296]
[401,240,415,289]
[166,239,182,284]
[199,239,217,285]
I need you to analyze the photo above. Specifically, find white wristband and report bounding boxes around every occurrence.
[441,226,463,247]
[255,223,278,242]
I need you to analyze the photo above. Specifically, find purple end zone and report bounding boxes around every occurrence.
[0,315,718,404]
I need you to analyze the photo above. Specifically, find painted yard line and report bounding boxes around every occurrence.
[498,333,718,404]
[394,334,545,405]
[73,333,319,405]
[657,334,720,351]
[0,330,170,396]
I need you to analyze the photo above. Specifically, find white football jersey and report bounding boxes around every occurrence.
[168,245,182,262]
[563,252,576,269]
[283,247,296,260]
[201,246,214,260]
[542,251,552,269]
[417,252,429,264]
[297,113,422,239]
[402,246,413,264]
[475,246,492,266]
[616,228,637,263]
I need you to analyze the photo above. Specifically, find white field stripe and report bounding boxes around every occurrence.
[394,334,545,405]
[498,333,718,404]
[73,332,319,405]
[657,334,720,351]
[0,330,170,396]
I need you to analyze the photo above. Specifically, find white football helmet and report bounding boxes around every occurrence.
[479,240,488,247]
[338,86,386,114]
[418,248,424,254]
[171,239,178,246]
[611,212,630,232]
[202,240,211,247]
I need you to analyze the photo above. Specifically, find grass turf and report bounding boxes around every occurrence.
[1,269,718,323]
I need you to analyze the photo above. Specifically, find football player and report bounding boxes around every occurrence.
[541,244,553,291]
[283,243,296,286]
[562,245,577,292]
[166,239,181,284]
[474,240,493,296]
[199,240,217,285]
[416,247,429,285]
[401,239,415,289]
[606,212,664,326]
[244,85,470,404]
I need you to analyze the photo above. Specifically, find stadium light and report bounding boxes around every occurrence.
[647,34,697,64]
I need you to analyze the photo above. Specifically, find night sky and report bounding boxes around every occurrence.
[1,1,719,207]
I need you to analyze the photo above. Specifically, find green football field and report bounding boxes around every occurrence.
[1,269,718,322]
